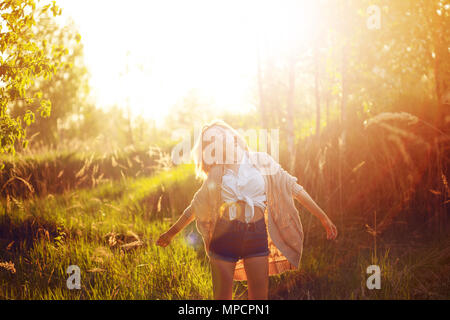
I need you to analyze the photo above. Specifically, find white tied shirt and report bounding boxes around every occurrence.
[221,151,267,223]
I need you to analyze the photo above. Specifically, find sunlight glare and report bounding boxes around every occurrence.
[57,0,317,126]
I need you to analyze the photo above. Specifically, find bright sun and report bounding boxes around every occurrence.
[57,0,316,127]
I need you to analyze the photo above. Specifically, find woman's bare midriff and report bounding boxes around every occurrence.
[220,201,265,223]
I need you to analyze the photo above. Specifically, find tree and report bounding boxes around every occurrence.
[0,0,68,155]
[11,15,87,145]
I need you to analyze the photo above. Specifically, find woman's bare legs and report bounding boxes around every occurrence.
[210,257,237,299]
[244,255,269,300]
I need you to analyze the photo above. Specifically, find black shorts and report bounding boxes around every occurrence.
[208,216,270,263]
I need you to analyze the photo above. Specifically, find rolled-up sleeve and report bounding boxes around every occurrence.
[189,183,204,219]
[275,161,301,194]
[292,182,305,198]
[189,177,215,220]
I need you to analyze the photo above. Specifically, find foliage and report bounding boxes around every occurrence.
[11,14,87,145]
[0,0,68,155]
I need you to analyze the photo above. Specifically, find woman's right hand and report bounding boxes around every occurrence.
[156,231,173,247]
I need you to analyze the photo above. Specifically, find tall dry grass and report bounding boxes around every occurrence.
[0,111,449,299]
[291,111,449,240]
[0,145,172,199]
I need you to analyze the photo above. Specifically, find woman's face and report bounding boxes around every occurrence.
[203,126,244,165]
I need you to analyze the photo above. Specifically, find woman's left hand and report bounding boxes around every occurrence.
[321,217,338,240]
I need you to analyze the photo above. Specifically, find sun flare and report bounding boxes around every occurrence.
[57,0,318,127]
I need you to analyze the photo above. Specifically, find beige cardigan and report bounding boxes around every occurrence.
[188,151,304,281]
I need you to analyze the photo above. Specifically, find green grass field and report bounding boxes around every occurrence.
[1,159,448,300]
[1,0,449,301]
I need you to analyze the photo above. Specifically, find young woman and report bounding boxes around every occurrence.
[156,120,337,300]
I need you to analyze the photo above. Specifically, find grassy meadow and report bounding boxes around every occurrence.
[1,0,449,301]
[1,113,448,300]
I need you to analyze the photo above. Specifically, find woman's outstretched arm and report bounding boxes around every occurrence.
[292,183,338,240]
[156,204,195,247]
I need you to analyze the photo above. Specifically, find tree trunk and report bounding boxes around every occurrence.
[286,54,296,172]
[430,4,450,126]
[340,44,348,126]
[326,91,330,126]
[256,39,269,130]
[314,42,321,138]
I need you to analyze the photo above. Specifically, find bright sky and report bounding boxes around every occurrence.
[56,0,314,127]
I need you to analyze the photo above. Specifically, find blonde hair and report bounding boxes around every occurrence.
[191,119,249,181]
